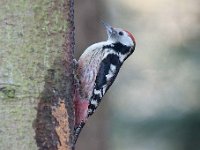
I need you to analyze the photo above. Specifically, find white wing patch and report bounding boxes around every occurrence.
[106,64,116,81]
[102,85,107,96]
[90,100,98,107]
[118,52,127,62]
[94,89,102,97]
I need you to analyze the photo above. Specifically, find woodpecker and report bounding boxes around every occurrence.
[73,22,136,145]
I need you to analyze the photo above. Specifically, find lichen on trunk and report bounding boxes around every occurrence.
[0,0,75,149]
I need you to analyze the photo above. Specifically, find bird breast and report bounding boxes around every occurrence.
[78,48,104,99]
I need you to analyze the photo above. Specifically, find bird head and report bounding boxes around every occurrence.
[102,21,136,48]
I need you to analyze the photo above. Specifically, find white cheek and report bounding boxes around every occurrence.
[120,37,134,47]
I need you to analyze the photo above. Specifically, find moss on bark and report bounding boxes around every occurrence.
[0,0,74,149]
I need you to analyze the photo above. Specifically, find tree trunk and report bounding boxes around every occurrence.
[0,0,75,150]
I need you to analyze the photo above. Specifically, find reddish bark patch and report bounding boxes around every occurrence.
[52,99,71,150]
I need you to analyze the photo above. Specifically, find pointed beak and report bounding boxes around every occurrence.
[101,21,116,38]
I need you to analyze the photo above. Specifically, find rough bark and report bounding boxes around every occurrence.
[34,0,75,150]
[0,0,75,150]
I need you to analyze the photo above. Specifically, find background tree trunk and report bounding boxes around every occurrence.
[0,0,75,149]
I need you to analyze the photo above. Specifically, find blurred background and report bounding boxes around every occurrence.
[75,0,200,150]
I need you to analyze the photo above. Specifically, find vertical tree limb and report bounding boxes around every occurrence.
[34,0,75,150]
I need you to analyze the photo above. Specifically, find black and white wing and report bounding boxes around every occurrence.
[87,53,122,116]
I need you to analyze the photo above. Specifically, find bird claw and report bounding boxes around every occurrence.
[73,59,78,69]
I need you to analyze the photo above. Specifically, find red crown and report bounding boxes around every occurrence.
[124,30,136,44]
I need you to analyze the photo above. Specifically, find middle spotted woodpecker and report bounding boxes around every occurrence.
[73,22,136,144]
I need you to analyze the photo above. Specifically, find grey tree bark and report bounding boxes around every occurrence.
[0,0,75,150]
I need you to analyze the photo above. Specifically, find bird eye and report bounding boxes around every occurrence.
[119,31,123,36]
